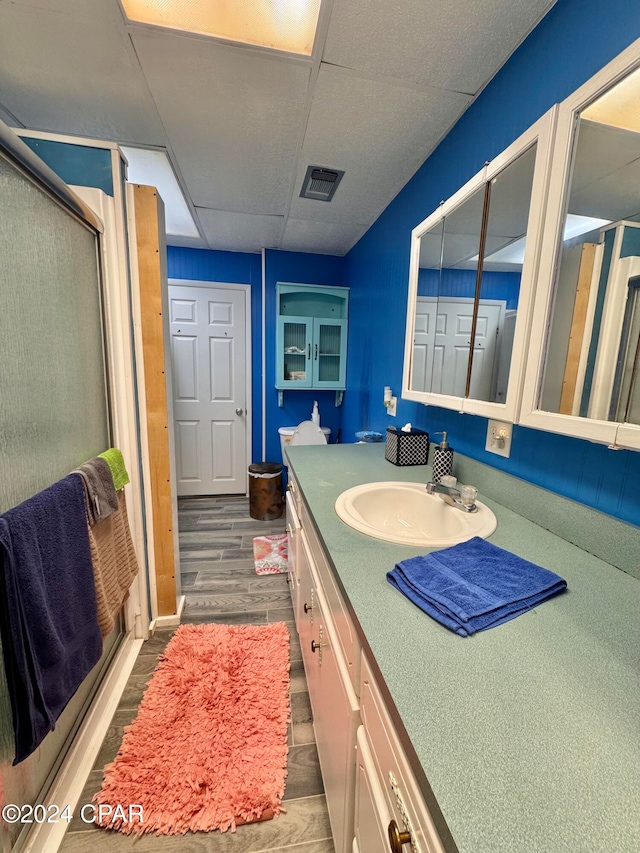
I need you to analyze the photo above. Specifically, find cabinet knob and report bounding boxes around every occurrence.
[303,602,312,614]
[310,639,323,653]
[388,820,412,853]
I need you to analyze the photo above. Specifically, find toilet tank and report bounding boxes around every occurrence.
[278,426,331,466]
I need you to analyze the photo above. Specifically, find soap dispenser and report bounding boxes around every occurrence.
[432,431,454,483]
[312,400,320,426]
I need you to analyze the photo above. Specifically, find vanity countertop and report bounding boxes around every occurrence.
[286,442,640,853]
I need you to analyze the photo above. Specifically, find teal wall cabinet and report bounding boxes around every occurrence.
[276,282,349,404]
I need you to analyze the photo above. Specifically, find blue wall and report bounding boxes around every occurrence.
[167,246,347,467]
[264,249,346,465]
[418,268,521,309]
[167,247,263,461]
[20,137,114,195]
[341,0,640,527]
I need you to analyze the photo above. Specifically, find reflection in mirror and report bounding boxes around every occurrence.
[540,66,640,424]
[409,145,539,403]
[435,184,485,396]
[470,144,538,402]
[409,187,486,396]
[411,218,443,392]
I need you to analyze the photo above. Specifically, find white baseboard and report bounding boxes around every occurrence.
[149,594,185,632]
[21,634,143,853]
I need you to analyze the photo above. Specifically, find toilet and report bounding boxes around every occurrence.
[279,422,331,467]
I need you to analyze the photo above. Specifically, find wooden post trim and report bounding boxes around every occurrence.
[133,184,177,617]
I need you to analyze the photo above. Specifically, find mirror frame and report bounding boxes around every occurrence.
[519,37,640,450]
[402,108,557,422]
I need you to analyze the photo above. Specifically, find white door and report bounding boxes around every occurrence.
[468,300,505,400]
[432,298,504,398]
[411,297,438,391]
[169,283,249,496]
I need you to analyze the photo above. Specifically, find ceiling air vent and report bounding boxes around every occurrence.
[300,165,344,202]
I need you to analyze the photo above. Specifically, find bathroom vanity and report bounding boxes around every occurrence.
[285,443,640,853]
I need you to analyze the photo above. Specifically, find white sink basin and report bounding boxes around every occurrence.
[334,481,497,547]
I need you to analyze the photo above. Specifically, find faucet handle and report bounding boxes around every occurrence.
[439,475,457,489]
[460,485,478,507]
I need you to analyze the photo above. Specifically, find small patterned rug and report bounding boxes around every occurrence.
[253,533,288,575]
[93,622,290,835]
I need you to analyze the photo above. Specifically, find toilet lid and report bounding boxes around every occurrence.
[289,420,328,446]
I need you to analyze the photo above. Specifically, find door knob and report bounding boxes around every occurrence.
[235,408,244,416]
[388,820,412,853]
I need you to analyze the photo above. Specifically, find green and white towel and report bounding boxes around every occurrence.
[98,448,130,491]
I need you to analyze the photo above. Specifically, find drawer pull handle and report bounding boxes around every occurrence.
[286,524,293,536]
[304,602,312,614]
[388,820,411,853]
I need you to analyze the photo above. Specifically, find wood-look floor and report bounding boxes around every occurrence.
[59,496,334,853]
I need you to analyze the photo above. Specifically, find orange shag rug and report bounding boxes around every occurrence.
[94,622,290,835]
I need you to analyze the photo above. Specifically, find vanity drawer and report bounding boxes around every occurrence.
[360,653,445,853]
[300,499,361,694]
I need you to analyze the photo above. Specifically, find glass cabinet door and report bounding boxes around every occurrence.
[275,282,349,393]
[278,315,312,387]
[402,109,555,422]
[312,318,347,388]
[520,41,640,449]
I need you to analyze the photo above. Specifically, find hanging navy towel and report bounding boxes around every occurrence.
[0,475,103,764]
[387,536,567,636]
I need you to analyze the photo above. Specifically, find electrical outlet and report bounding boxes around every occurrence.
[486,419,512,457]
[387,396,397,417]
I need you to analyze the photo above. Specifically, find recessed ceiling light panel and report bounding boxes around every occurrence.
[122,0,322,56]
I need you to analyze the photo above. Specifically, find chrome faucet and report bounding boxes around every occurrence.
[426,481,478,513]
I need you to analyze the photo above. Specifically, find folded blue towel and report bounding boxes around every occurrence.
[387,536,567,636]
[0,475,103,764]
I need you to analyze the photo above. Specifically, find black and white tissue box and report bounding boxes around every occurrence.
[384,426,430,466]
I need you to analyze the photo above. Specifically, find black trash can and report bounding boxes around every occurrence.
[248,462,283,520]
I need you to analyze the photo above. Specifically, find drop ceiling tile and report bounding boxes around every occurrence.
[197,208,284,253]
[571,159,640,222]
[282,218,368,256]
[0,1,166,144]
[132,30,311,215]
[288,64,471,226]
[165,234,208,250]
[323,0,557,94]
[572,121,640,194]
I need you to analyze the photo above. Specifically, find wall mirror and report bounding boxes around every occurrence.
[402,110,556,422]
[521,38,640,449]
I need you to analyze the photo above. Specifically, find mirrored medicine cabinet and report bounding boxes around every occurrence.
[402,109,556,423]
[521,37,640,450]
